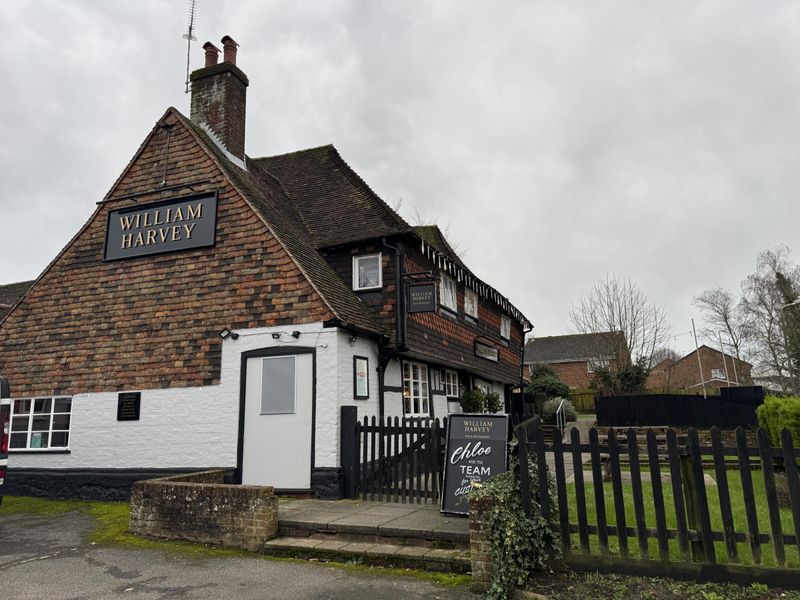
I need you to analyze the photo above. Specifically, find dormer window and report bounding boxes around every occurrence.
[500,315,511,340]
[440,274,457,312]
[464,289,478,319]
[352,253,382,291]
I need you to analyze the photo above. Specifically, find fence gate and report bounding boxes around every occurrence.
[341,406,446,503]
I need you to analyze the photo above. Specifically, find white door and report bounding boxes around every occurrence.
[241,351,313,489]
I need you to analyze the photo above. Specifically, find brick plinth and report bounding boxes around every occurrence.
[129,470,278,552]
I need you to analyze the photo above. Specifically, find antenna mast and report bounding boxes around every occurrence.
[183,0,198,93]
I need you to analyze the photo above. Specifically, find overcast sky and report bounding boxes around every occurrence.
[1,1,798,355]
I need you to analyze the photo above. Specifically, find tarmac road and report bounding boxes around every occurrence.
[0,511,477,600]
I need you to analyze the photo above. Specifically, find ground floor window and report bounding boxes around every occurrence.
[443,369,459,398]
[10,397,72,450]
[402,361,429,416]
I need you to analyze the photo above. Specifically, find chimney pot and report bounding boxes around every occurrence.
[203,42,220,68]
[221,36,239,65]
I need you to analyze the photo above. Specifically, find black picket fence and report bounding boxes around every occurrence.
[516,421,800,584]
[595,392,761,429]
[340,406,446,503]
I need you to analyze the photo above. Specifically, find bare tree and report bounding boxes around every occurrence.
[569,274,672,368]
[739,246,800,385]
[692,287,746,360]
[650,347,680,365]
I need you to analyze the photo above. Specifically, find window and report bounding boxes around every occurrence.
[10,397,72,450]
[402,361,429,416]
[440,274,457,312]
[464,289,478,319]
[500,315,511,339]
[354,356,369,399]
[260,356,296,414]
[711,368,726,380]
[587,358,609,373]
[352,253,382,291]
[443,369,459,398]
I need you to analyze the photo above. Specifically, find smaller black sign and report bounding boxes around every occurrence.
[441,414,508,515]
[474,340,499,362]
[408,282,437,313]
[117,392,141,421]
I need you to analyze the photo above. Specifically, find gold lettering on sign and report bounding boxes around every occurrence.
[186,203,203,220]
[184,223,196,238]
[121,233,133,249]
[113,199,211,255]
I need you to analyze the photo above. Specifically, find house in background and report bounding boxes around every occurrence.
[646,345,752,393]
[523,331,630,389]
[0,281,33,320]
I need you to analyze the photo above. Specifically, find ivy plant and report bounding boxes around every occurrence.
[469,440,560,599]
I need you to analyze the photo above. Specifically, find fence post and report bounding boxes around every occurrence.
[340,406,359,500]
[517,425,532,517]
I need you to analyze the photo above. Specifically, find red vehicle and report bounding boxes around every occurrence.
[0,377,9,505]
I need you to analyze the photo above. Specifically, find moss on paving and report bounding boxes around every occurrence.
[0,496,470,588]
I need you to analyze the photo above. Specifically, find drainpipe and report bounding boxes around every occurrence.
[380,237,406,419]
[519,324,534,416]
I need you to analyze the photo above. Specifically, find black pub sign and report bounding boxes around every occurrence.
[117,392,141,421]
[407,282,437,313]
[441,414,508,514]
[104,193,218,261]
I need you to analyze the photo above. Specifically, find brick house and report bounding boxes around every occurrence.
[0,38,530,499]
[523,331,629,389]
[646,345,753,393]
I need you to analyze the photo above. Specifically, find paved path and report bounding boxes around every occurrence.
[279,498,469,540]
[0,511,476,600]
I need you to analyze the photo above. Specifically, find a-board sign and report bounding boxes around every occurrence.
[441,413,508,515]
[104,193,218,261]
[407,282,437,313]
[117,392,141,421]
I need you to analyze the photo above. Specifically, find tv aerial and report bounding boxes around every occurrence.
[183,0,198,93]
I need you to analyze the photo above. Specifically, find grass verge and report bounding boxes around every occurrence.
[0,496,470,588]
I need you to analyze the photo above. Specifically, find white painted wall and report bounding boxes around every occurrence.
[10,322,348,471]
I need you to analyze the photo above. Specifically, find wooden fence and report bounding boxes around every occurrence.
[595,393,760,429]
[516,421,800,584]
[340,406,445,503]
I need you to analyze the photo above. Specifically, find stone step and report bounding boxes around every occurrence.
[278,522,470,549]
[263,536,471,573]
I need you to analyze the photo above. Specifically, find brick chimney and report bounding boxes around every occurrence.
[190,35,248,161]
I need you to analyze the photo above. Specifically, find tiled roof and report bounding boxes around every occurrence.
[173,111,387,338]
[0,280,34,320]
[412,225,467,270]
[254,146,411,249]
[524,331,627,363]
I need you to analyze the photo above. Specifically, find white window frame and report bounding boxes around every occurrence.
[443,369,459,398]
[402,361,430,416]
[440,274,457,312]
[711,368,726,380]
[9,396,72,451]
[500,315,511,340]
[464,289,479,319]
[352,253,383,291]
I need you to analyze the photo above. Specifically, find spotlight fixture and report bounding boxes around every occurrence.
[348,334,358,347]
[219,328,239,340]
[291,330,301,339]
[271,333,281,340]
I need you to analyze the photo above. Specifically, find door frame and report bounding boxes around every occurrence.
[235,346,317,487]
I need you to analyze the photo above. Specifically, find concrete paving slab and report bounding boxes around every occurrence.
[365,544,402,557]
[312,540,350,551]
[279,511,341,527]
[338,542,376,555]
[328,514,390,533]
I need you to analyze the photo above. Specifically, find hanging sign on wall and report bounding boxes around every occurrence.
[104,193,218,261]
[407,282,437,313]
[441,413,508,515]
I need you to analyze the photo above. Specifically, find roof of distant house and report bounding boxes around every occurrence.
[0,280,34,320]
[524,331,627,364]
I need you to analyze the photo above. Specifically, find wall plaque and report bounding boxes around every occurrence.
[104,193,218,261]
[441,414,508,515]
[117,392,141,421]
[407,282,437,313]
[474,340,499,362]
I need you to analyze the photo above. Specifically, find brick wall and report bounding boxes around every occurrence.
[129,470,278,552]
[468,496,493,589]
[0,111,333,397]
[650,347,753,392]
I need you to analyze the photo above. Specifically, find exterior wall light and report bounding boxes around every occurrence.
[291,330,301,339]
[271,333,281,340]
[219,328,239,340]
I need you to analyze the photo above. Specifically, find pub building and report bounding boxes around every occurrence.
[0,37,531,499]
